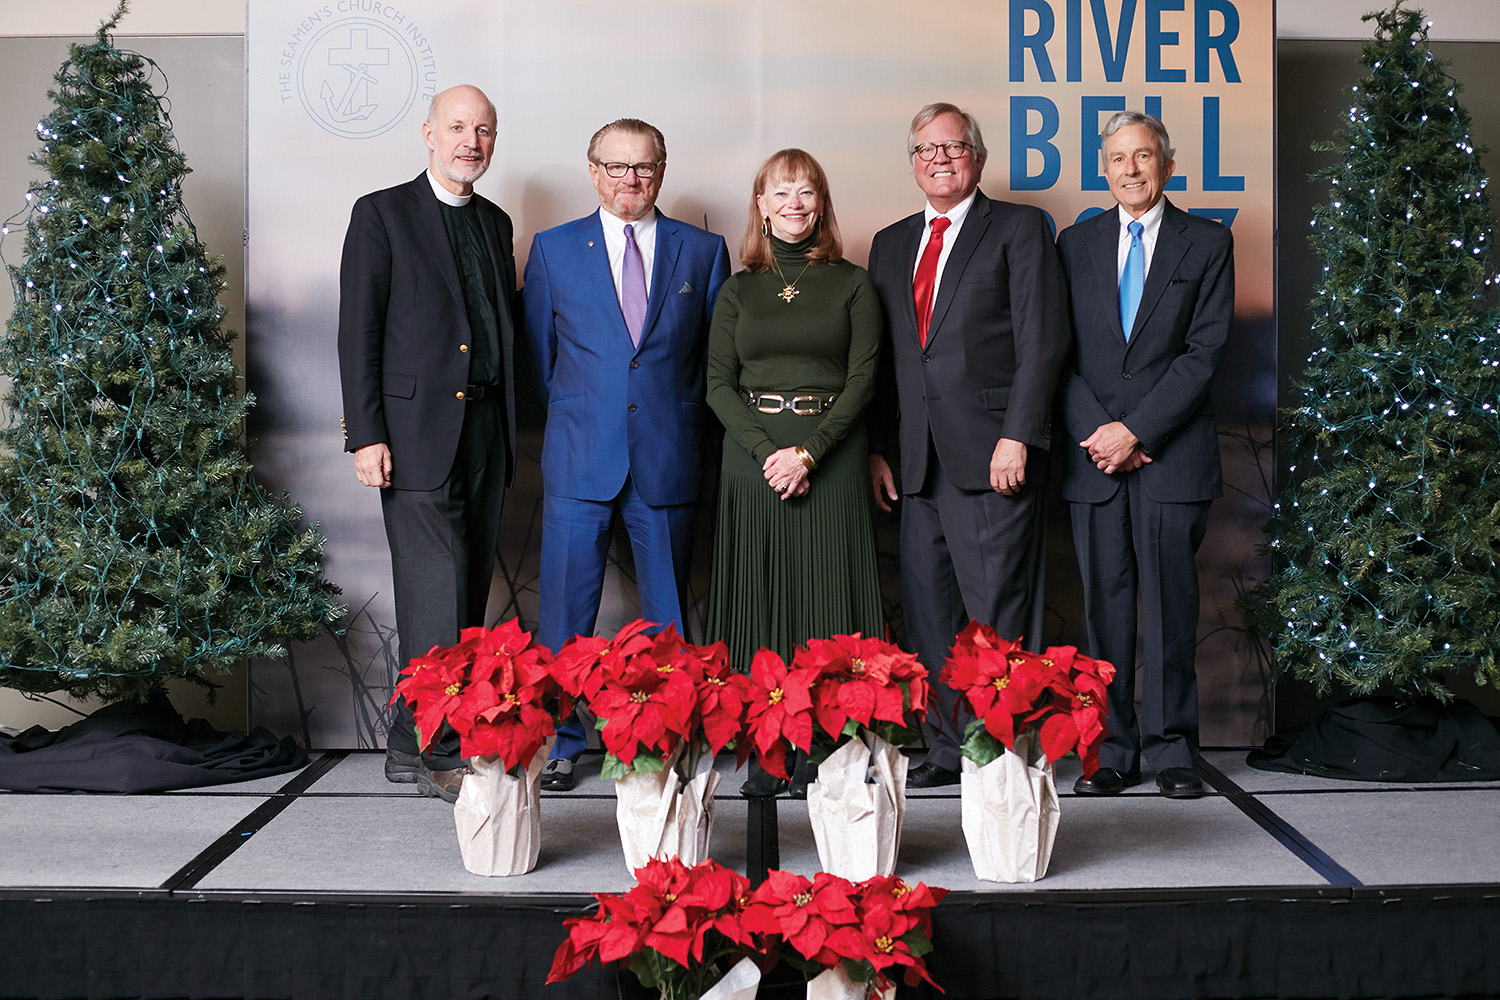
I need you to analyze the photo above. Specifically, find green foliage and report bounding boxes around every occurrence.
[0,3,342,703]
[1247,1,1500,698]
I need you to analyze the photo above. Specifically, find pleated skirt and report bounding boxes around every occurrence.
[704,410,885,673]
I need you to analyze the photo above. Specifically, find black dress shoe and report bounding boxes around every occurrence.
[541,757,576,792]
[384,748,422,784]
[1073,766,1140,796]
[739,760,788,798]
[906,761,961,789]
[1156,766,1205,798]
[788,751,817,800]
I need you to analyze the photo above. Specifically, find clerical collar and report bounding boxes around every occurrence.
[427,169,473,207]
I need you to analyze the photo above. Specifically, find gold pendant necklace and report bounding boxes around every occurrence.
[770,256,812,304]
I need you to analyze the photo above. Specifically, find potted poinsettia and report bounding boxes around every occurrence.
[745,634,929,879]
[391,619,570,876]
[547,855,765,1000]
[938,621,1116,882]
[552,620,751,869]
[741,870,948,1000]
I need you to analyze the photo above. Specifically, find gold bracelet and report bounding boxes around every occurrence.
[794,446,816,470]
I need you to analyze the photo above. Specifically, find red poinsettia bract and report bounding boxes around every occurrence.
[391,619,569,771]
[938,621,1117,775]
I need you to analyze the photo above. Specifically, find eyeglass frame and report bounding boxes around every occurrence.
[593,160,662,178]
[910,140,975,162]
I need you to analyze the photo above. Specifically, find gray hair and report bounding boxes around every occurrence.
[587,118,667,163]
[1101,110,1175,161]
[425,86,496,126]
[907,102,988,162]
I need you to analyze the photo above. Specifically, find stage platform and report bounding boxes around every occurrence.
[2,748,1498,1000]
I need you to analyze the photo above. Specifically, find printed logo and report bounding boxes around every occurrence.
[280,5,437,140]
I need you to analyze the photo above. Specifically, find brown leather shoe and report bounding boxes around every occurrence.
[419,763,473,803]
[384,748,422,784]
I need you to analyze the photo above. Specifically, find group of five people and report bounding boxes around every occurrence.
[337,84,1234,809]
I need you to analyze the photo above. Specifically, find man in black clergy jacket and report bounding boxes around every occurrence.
[338,84,518,803]
[867,102,1070,788]
[1058,111,1235,799]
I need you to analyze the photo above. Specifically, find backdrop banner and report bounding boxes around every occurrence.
[246,0,1274,749]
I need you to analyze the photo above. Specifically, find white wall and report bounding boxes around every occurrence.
[9,0,1500,41]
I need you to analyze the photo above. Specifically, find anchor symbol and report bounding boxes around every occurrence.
[321,28,389,124]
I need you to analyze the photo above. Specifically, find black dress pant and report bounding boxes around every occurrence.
[380,398,506,770]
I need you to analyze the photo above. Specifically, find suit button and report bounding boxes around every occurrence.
[1122,372,1132,380]
[922,355,930,363]
[459,344,469,353]
[456,391,466,400]
[630,360,639,369]
[628,403,637,412]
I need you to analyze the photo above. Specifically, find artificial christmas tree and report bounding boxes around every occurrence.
[0,3,341,706]
[1248,0,1500,703]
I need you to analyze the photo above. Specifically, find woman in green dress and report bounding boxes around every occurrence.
[704,149,885,794]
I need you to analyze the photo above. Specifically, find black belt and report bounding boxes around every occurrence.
[742,390,839,415]
[461,384,500,401]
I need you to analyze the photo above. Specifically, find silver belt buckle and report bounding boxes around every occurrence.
[756,393,786,414]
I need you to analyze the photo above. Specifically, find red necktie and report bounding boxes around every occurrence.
[913,216,951,348]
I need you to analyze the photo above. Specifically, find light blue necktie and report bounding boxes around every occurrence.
[1119,219,1144,341]
[622,223,647,347]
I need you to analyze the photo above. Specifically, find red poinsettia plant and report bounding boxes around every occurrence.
[391,618,572,772]
[547,855,764,1000]
[938,621,1116,775]
[548,860,949,1000]
[743,634,930,780]
[741,869,949,994]
[550,619,752,780]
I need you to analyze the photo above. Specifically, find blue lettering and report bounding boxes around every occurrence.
[1144,96,1187,190]
[1091,0,1138,83]
[1075,206,1109,225]
[1196,0,1241,82]
[1067,0,1082,81]
[1188,207,1239,227]
[1011,0,1057,82]
[1201,96,1245,191]
[1146,0,1187,83]
[1081,96,1126,190]
[1010,96,1061,191]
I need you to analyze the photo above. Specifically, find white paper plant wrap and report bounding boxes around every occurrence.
[805,731,907,880]
[613,741,720,871]
[960,730,1059,883]
[452,736,553,877]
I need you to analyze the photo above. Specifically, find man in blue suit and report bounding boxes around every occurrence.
[1058,111,1235,799]
[522,118,730,790]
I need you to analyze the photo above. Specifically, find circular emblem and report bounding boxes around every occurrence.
[297,17,419,140]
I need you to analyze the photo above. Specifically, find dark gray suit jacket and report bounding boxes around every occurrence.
[338,173,519,492]
[1056,199,1234,504]
[867,190,1069,493]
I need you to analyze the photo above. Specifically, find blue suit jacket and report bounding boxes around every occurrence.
[521,209,730,506]
[1056,199,1235,504]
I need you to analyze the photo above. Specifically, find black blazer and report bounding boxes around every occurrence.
[338,173,519,492]
[867,190,1070,493]
[1056,199,1235,504]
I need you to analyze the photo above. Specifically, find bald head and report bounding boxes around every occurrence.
[423,85,497,196]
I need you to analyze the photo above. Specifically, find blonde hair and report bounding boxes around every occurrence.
[738,149,843,273]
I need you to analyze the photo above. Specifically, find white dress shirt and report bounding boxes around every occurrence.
[598,207,657,306]
[1116,198,1166,283]
[914,189,979,290]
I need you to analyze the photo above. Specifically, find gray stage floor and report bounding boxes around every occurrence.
[2,749,1497,896]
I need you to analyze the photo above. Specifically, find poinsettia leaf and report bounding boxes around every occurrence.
[600,754,631,781]
[630,753,666,775]
[902,927,935,957]
[960,722,1003,767]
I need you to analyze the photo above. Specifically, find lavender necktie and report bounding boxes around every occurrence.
[622,223,647,347]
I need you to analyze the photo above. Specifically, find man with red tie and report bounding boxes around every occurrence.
[867,102,1070,788]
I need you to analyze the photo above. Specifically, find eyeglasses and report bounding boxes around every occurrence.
[595,161,661,178]
[911,140,974,161]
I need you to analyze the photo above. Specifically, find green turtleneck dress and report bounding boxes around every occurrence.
[704,235,885,671]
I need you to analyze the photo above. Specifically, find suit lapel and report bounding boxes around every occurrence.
[577,211,630,342]
[1128,201,1188,348]
[641,213,680,347]
[1088,209,1125,342]
[925,193,990,347]
[889,213,925,343]
[410,176,467,322]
